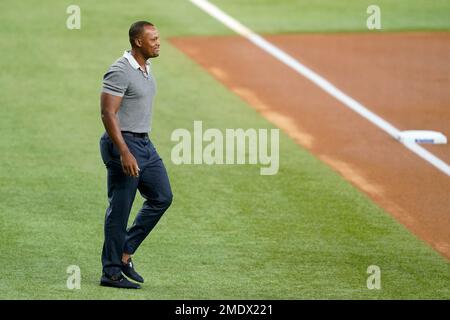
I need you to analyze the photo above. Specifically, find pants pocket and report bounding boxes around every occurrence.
[100,135,123,167]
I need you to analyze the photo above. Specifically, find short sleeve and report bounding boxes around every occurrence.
[102,68,129,97]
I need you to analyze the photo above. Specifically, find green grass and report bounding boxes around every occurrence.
[213,0,450,33]
[0,0,449,299]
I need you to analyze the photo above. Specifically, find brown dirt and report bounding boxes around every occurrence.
[170,32,450,259]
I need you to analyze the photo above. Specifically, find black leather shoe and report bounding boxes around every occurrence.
[122,258,144,283]
[100,274,141,289]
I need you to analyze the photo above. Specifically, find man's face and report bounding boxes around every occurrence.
[138,26,160,59]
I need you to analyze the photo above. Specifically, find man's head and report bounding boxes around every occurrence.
[129,21,160,59]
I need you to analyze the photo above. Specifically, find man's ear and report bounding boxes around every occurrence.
[135,37,142,48]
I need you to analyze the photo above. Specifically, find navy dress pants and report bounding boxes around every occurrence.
[99,132,173,277]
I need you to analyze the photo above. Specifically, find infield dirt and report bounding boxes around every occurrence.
[171,32,450,258]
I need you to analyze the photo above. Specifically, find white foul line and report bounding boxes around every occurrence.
[189,0,450,177]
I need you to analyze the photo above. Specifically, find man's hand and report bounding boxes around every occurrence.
[120,150,140,177]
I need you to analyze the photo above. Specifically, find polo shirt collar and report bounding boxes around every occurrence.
[123,50,150,75]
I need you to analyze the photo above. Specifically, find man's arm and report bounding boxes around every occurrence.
[100,92,140,177]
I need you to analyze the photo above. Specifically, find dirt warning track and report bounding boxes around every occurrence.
[170,32,450,258]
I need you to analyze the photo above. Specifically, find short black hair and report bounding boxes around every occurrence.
[129,21,154,47]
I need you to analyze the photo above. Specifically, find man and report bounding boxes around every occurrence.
[99,21,173,289]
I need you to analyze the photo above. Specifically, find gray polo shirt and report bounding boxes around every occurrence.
[102,51,156,133]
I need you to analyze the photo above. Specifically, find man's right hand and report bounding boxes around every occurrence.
[120,150,140,177]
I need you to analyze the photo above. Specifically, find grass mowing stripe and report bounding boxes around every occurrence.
[210,0,450,33]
